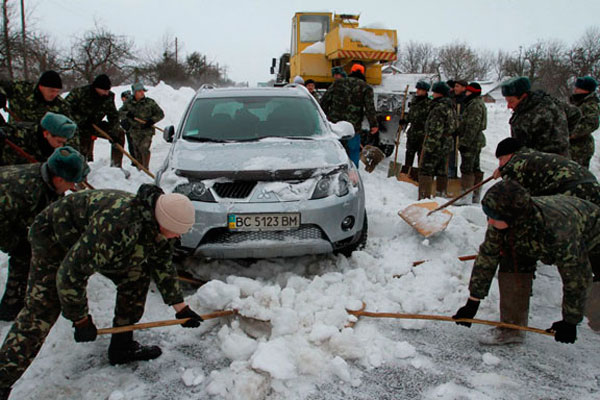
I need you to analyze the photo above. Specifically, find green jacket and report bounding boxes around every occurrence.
[405,95,431,138]
[65,85,120,139]
[569,92,600,154]
[0,122,54,166]
[0,79,71,124]
[423,96,457,156]
[469,195,600,324]
[29,184,184,322]
[457,95,487,150]
[119,96,164,136]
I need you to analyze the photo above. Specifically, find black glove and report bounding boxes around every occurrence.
[143,119,154,129]
[126,111,135,119]
[175,306,203,328]
[546,320,577,344]
[0,92,6,109]
[398,118,408,126]
[452,299,480,327]
[120,119,131,131]
[96,120,111,132]
[73,315,98,342]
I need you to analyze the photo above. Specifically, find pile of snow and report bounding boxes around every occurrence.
[338,27,395,51]
[301,41,325,54]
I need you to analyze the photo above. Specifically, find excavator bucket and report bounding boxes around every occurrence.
[398,201,453,237]
[360,145,385,173]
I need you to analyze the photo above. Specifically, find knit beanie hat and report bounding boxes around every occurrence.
[481,180,532,223]
[575,76,597,92]
[495,137,523,157]
[501,76,531,97]
[350,63,365,75]
[40,112,77,139]
[155,193,195,234]
[466,82,482,94]
[47,146,90,183]
[92,74,111,90]
[37,70,63,89]
[432,81,451,96]
[416,80,431,91]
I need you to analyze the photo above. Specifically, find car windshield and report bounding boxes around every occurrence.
[182,96,324,141]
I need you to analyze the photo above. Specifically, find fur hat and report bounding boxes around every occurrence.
[481,180,532,223]
[501,76,531,97]
[331,66,347,77]
[92,74,111,90]
[495,138,523,157]
[40,112,77,139]
[155,193,195,234]
[575,76,597,92]
[47,146,89,183]
[432,81,451,96]
[416,80,431,91]
[37,70,62,89]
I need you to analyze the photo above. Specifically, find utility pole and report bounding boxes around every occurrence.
[2,0,13,78]
[20,0,28,80]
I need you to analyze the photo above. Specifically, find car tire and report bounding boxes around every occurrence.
[335,212,368,257]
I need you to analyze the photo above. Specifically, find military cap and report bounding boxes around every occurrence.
[481,180,533,223]
[37,70,62,89]
[446,79,456,88]
[331,66,347,77]
[40,112,77,139]
[501,76,531,97]
[432,81,451,96]
[416,80,431,91]
[131,82,147,92]
[495,137,523,157]
[454,79,468,87]
[47,146,90,183]
[121,90,131,99]
[575,76,597,93]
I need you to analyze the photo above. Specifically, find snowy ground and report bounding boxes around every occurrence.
[1,83,600,400]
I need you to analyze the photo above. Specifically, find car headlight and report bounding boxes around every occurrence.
[311,171,351,199]
[174,181,216,202]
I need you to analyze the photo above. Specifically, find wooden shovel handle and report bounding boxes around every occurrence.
[427,176,495,216]
[134,117,165,133]
[412,254,477,267]
[346,308,553,337]
[97,310,236,335]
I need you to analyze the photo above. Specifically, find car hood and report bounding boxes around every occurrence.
[171,137,349,180]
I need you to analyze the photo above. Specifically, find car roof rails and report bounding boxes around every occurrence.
[199,84,217,91]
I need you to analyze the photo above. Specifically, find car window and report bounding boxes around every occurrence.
[182,96,324,140]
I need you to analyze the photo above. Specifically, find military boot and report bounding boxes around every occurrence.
[435,176,448,198]
[585,281,600,332]
[479,272,533,345]
[455,173,475,205]
[108,331,162,365]
[472,171,484,203]
[418,175,434,200]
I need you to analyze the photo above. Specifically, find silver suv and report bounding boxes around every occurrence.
[157,86,367,259]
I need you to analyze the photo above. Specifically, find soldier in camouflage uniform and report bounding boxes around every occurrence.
[569,76,600,169]
[501,76,570,157]
[0,185,203,399]
[448,79,467,179]
[456,82,487,203]
[320,63,378,167]
[65,74,123,165]
[119,83,164,169]
[0,112,77,167]
[453,180,600,345]
[0,147,89,321]
[418,81,457,199]
[398,80,431,172]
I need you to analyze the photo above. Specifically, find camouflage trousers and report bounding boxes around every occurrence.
[459,146,483,174]
[570,135,595,169]
[0,236,30,311]
[420,145,450,177]
[0,222,151,390]
[129,129,154,169]
[404,131,425,169]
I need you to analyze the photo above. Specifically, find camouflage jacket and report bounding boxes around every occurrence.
[0,163,59,250]
[569,92,600,142]
[469,195,600,324]
[405,95,431,136]
[30,184,184,322]
[0,79,71,124]
[553,98,582,136]
[119,96,164,135]
[320,76,377,133]
[65,85,120,139]
[509,90,570,157]
[499,147,599,200]
[456,95,487,150]
[0,122,54,166]
[423,96,457,155]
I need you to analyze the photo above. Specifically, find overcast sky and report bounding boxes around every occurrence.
[31,0,600,86]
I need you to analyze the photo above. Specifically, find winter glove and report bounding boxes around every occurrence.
[96,120,111,132]
[175,306,204,328]
[143,119,154,129]
[126,111,135,119]
[398,118,408,126]
[120,119,131,131]
[546,320,577,344]
[452,299,480,327]
[73,315,98,342]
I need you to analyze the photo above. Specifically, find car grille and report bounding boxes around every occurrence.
[212,181,257,198]
[200,225,327,245]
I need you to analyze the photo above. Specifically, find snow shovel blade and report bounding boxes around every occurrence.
[398,201,453,237]
[396,167,419,186]
[360,145,385,173]
[387,161,402,178]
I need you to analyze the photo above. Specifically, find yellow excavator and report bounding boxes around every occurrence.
[271,12,398,88]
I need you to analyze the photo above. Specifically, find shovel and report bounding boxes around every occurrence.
[388,85,410,177]
[398,176,494,237]
[360,145,386,173]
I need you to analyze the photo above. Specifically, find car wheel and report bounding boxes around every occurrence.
[334,212,368,257]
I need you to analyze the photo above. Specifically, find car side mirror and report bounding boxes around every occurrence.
[163,125,175,143]
[330,121,355,140]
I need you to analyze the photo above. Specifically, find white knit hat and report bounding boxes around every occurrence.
[155,193,195,234]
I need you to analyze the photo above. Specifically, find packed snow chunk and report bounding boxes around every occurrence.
[395,341,417,359]
[482,352,501,366]
[309,323,340,343]
[226,276,264,297]
[338,27,395,51]
[328,328,365,360]
[251,338,297,380]
[157,167,189,193]
[301,41,325,54]
[330,356,352,382]
[228,364,270,400]
[271,308,300,337]
[280,287,296,309]
[194,280,240,310]
[181,368,205,387]
[218,323,258,361]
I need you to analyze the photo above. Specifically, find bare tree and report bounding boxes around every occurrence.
[568,26,600,78]
[535,40,571,98]
[396,41,436,73]
[1,0,17,78]
[437,42,488,81]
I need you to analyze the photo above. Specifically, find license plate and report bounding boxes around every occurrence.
[228,213,301,231]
